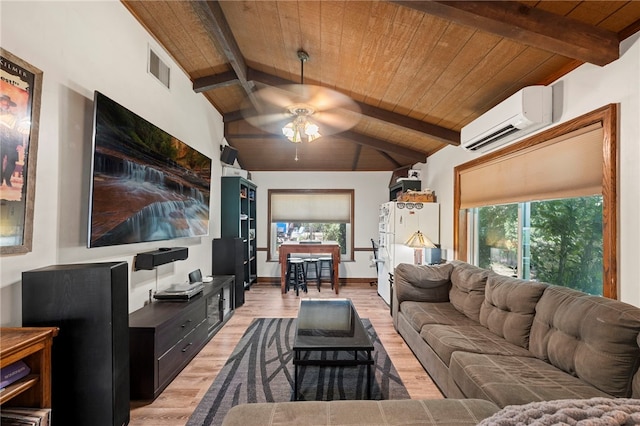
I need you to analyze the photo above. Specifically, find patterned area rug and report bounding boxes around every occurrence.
[187,317,410,426]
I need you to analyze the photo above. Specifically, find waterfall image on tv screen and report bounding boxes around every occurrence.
[88,91,211,248]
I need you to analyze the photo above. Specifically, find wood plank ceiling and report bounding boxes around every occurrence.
[123,1,640,172]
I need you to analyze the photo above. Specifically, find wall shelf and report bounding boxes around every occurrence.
[0,327,58,409]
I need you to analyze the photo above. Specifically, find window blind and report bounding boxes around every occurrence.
[271,192,352,222]
[459,123,603,209]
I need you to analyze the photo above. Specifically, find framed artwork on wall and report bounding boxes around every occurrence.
[0,49,43,255]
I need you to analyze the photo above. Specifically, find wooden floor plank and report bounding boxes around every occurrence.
[129,282,442,425]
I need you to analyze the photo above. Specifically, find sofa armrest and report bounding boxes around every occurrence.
[393,263,453,313]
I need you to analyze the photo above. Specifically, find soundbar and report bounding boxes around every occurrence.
[134,247,188,270]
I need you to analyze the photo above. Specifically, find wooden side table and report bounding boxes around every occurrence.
[0,327,58,408]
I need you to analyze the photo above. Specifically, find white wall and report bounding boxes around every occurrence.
[250,172,390,280]
[421,33,640,307]
[0,1,225,325]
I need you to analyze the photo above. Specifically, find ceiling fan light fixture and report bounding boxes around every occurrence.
[282,104,321,143]
[282,116,321,143]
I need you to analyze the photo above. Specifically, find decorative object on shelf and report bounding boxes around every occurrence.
[222,165,248,178]
[397,189,435,203]
[405,230,438,265]
[389,179,421,201]
[0,49,43,255]
[241,49,360,161]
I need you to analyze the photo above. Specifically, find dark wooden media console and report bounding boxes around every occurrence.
[129,275,235,400]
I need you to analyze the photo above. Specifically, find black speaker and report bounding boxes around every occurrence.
[134,246,188,270]
[22,262,130,426]
[220,145,238,165]
[212,237,245,307]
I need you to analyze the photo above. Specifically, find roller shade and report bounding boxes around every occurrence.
[459,123,603,209]
[271,192,352,222]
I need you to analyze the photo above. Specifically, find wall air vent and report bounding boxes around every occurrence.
[148,47,170,89]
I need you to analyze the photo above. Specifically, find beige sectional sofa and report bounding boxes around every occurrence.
[222,260,640,424]
[392,260,640,408]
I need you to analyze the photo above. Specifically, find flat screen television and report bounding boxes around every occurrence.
[88,91,211,248]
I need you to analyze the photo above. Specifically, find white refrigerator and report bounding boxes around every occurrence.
[377,201,440,305]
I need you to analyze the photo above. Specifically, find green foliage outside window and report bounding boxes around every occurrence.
[476,196,603,295]
[530,197,603,295]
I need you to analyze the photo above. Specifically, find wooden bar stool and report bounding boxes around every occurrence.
[317,256,334,290]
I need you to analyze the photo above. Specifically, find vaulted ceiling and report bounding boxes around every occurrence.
[123,1,640,172]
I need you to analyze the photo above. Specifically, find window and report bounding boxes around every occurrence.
[268,189,354,261]
[470,196,603,295]
[455,105,617,298]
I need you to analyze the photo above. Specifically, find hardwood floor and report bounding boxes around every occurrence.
[128,282,443,425]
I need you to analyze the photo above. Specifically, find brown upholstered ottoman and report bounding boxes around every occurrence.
[222,399,500,425]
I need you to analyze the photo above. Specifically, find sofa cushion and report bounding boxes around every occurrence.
[395,262,453,305]
[420,324,534,366]
[400,301,478,332]
[479,275,548,349]
[222,399,501,426]
[530,285,640,397]
[449,352,611,408]
[449,260,491,322]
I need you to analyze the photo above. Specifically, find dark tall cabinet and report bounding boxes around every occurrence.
[219,176,257,292]
[21,262,129,426]
[212,237,244,307]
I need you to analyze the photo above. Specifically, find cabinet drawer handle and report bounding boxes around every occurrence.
[181,342,193,353]
[181,319,192,328]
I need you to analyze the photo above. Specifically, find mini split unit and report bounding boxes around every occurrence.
[461,85,553,153]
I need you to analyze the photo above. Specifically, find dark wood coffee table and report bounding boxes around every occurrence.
[292,298,374,400]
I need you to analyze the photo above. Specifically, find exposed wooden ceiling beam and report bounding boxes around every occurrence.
[190,1,258,104]
[223,110,244,123]
[193,70,239,93]
[351,145,362,171]
[212,67,459,145]
[391,1,619,66]
[356,102,459,146]
[339,131,427,162]
[381,151,402,169]
[619,18,640,41]
[225,130,427,162]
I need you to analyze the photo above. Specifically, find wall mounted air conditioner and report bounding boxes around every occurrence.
[461,85,552,153]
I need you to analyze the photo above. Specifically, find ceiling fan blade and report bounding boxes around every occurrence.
[243,111,290,133]
[252,85,302,109]
[305,86,359,113]
[242,83,361,136]
[312,110,362,133]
